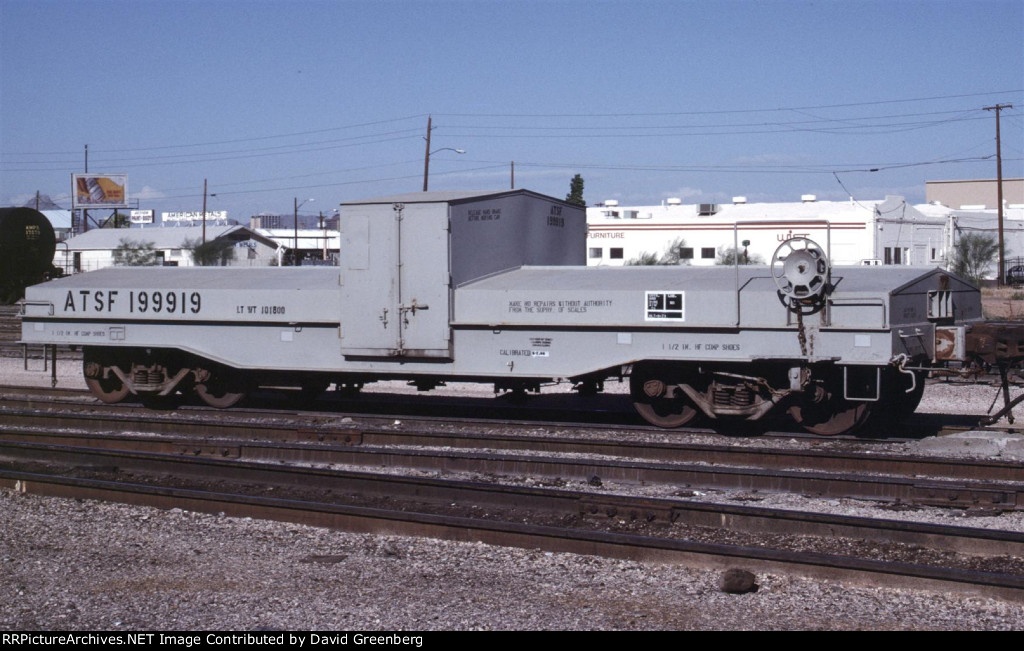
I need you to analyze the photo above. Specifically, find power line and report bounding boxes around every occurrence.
[433,90,1024,118]
[0,114,429,157]
[5,94,1019,163]
[4,93,1021,208]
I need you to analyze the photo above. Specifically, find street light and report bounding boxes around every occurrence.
[294,197,314,266]
[423,147,466,191]
[422,114,465,191]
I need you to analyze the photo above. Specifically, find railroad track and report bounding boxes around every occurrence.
[3,403,1024,494]
[0,380,1014,442]
[2,461,1021,601]
[1,411,1023,599]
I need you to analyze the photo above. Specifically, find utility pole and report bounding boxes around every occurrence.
[202,178,208,245]
[83,144,89,233]
[984,103,1012,286]
[293,197,314,265]
[422,115,433,191]
[319,211,326,260]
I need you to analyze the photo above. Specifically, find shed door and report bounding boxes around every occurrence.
[339,204,452,359]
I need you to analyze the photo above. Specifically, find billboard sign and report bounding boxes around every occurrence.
[162,211,228,223]
[72,174,128,209]
[129,210,154,224]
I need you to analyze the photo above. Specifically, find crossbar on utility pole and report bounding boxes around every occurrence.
[984,103,1013,286]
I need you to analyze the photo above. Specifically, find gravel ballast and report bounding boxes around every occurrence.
[2,489,1023,631]
[2,356,1024,630]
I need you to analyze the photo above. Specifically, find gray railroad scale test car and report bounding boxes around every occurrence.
[20,189,984,436]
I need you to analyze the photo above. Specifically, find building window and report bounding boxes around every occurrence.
[701,247,716,259]
[589,247,603,259]
[884,247,909,265]
[610,248,624,259]
[680,247,694,260]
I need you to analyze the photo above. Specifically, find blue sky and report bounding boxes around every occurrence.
[1,0,1022,220]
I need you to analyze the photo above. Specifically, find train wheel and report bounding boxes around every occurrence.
[890,369,927,421]
[85,374,130,404]
[83,352,129,404]
[195,367,246,409]
[630,365,699,428]
[788,393,872,436]
[196,382,245,409]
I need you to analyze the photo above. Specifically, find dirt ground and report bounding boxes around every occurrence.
[982,287,1024,320]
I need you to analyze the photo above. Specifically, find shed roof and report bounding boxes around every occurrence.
[342,188,571,207]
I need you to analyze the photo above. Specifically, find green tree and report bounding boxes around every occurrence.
[112,238,158,266]
[716,246,765,265]
[627,237,689,265]
[626,251,662,266]
[184,237,236,266]
[952,233,999,286]
[565,174,585,207]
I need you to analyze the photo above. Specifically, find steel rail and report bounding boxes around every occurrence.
[1,439,1023,559]
[1,468,1021,601]
[2,411,1023,509]
[2,405,1023,483]
[2,381,1018,441]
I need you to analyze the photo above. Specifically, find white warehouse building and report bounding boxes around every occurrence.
[52,225,281,274]
[586,195,949,268]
